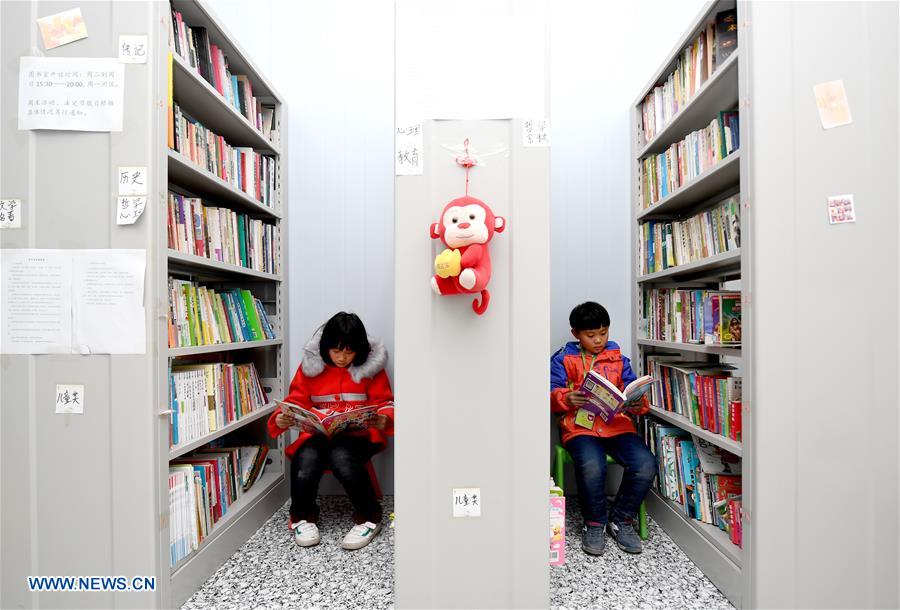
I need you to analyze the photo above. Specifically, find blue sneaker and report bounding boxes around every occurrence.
[607,520,642,554]
[581,523,607,555]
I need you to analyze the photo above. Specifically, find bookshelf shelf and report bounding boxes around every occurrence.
[637,51,740,159]
[637,249,741,283]
[168,249,281,281]
[637,151,741,221]
[168,338,283,358]
[648,406,742,456]
[171,52,280,155]
[637,339,741,356]
[168,403,277,460]
[167,150,282,219]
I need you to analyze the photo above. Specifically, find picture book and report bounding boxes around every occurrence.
[692,436,742,475]
[579,372,653,424]
[276,400,381,438]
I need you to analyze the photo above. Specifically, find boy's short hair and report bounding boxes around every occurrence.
[569,302,610,331]
[320,312,371,366]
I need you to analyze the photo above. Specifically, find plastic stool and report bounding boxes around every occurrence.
[553,443,649,540]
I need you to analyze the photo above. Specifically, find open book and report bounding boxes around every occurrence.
[276,400,381,438]
[578,372,653,423]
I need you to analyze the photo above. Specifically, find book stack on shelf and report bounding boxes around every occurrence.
[162,1,288,599]
[631,1,747,606]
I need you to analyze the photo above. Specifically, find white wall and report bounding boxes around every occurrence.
[549,0,705,355]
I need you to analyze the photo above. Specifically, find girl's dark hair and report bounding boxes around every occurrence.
[319,312,371,366]
[569,301,610,331]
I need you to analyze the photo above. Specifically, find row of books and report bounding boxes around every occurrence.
[168,279,276,348]
[168,3,277,142]
[169,444,269,566]
[639,111,739,209]
[639,195,740,275]
[641,289,742,346]
[643,420,743,547]
[169,361,269,447]
[640,9,738,144]
[167,192,278,275]
[646,356,743,441]
[172,103,277,208]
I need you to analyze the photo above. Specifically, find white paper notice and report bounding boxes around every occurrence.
[0,249,146,354]
[18,56,125,132]
[0,199,22,228]
[1,250,73,354]
[55,384,84,414]
[523,119,550,147]
[118,35,148,63]
[396,122,423,176]
[73,250,146,354]
[828,194,856,225]
[116,196,146,225]
[453,487,481,517]
[117,166,148,196]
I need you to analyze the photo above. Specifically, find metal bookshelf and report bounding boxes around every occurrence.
[630,1,748,607]
[159,1,289,606]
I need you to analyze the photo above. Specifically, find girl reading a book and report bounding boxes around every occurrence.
[268,312,394,550]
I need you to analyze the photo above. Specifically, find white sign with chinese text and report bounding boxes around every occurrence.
[828,194,856,225]
[55,384,84,414]
[118,35,148,63]
[116,196,146,225]
[18,56,125,132]
[0,199,22,228]
[395,122,423,176]
[523,119,550,147]
[117,166,148,196]
[452,487,481,517]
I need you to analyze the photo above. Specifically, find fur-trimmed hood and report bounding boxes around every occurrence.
[300,327,388,383]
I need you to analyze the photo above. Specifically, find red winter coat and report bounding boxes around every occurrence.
[268,329,395,458]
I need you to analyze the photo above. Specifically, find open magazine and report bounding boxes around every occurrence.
[276,400,382,438]
[578,372,653,424]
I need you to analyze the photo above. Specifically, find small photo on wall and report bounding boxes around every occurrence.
[827,194,856,225]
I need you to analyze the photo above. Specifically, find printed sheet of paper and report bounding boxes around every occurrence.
[18,56,125,132]
[0,249,146,354]
[118,35,148,63]
[73,250,146,354]
[827,194,856,225]
[523,118,550,147]
[37,8,88,50]
[395,122,423,175]
[814,80,852,130]
[55,384,85,414]
[1,250,73,354]
[0,199,22,228]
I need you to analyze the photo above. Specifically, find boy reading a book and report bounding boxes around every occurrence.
[550,302,656,555]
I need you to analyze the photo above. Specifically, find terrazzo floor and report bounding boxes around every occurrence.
[184,495,735,610]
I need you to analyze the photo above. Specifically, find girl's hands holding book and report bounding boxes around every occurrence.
[370,414,391,431]
[275,412,297,429]
[565,391,588,408]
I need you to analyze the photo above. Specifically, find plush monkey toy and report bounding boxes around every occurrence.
[429,196,506,315]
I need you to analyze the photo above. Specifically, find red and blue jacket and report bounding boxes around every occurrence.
[550,340,649,444]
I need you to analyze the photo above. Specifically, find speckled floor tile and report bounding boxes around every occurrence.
[185,494,733,610]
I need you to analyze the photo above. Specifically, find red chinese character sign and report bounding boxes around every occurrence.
[429,139,506,315]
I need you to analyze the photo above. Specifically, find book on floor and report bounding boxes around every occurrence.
[579,372,653,423]
[276,400,381,438]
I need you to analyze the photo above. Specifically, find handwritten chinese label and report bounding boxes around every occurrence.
[117,166,148,196]
[827,194,856,225]
[523,119,550,147]
[0,199,22,228]
[37,8,88,50]
[453,487,481,517]
[117,196,147,225]
[55,384,84,414]
[396,122,423,176]
[119,35,148,64]
[18,56,125,132]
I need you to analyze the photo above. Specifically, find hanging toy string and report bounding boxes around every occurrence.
[455,137,476,196]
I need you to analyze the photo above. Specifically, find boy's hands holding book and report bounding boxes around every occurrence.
[565,390,589,408]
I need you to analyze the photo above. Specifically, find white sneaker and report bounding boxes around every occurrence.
[341,521,382,550]
[291,520,320,547]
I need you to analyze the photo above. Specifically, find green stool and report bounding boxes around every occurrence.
[553,443,649,541]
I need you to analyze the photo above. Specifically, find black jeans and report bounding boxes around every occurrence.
[565,433,657,526]
[289,433,382,524]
